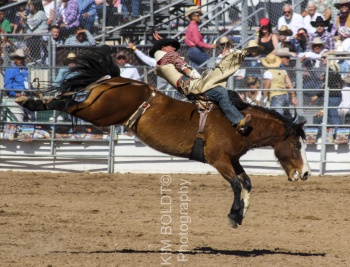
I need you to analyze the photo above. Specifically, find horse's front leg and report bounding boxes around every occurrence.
[233,162,252,218]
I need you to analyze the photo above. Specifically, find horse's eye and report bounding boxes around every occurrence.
[294,141,301,150]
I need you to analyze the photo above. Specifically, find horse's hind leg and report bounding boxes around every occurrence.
[233,162,252,217]
[227,176,244,228]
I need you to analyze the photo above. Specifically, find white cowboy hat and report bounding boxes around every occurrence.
[308,37,325,48]
[217,36,234,46]
[246,40,264,51]
[63,52,76,64]
[9,49,25,59]
[261,53,282,68]
[334,0,350,9]
[185,6,202,17]
[275,47,296,57]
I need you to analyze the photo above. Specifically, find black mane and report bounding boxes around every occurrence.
[58,50,120,93]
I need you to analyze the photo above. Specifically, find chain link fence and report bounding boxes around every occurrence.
[0,1,349,173]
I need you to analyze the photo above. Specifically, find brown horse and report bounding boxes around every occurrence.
[15,50,311,228]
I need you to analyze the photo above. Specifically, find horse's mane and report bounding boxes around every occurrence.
[57,50,120,93]
[228,90,306,140]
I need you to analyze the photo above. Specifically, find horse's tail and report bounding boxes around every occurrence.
[58,50,121,93]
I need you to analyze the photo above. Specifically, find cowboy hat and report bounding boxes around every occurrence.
[217,36,234,46]
[278,25,293,36]
[342,75,350,83]
[334,0,350,9]
[185,6,202,17]
[149,38,180,58]
[9,49,25,59]
[275,47,296,57]
[308,37,326,48]
[63,52,76,64]
[261,53,282,68]
[246,40,264,51]
[310,16,330,27]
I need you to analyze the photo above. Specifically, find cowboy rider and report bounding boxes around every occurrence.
[149,38,251,132]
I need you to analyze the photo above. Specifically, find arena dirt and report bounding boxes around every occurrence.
[1,171,350,266]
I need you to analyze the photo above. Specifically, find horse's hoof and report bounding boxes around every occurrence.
[227,214,238,228]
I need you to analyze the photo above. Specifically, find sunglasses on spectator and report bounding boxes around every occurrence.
[283,11,292,14]
[220,42,229,46]
[313,44,323,47]
[260,25,268,28]
[340,4,350,8]
[280,56,290,59]
[117,56,126,60]
[321,56,326,59]
[315,24,325,28]
[247,82,256,86]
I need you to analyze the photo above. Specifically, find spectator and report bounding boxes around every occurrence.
[308,16,334,51]
[0,10,11,34]
[302,0,332,22]
[299,37,328,92]
[43,0,55,26]
[55,52,77,84]
[78,0,96,32]
[3,49,29,122]
[256,17,278,55]
[49,25,65,45]
[261,53,297,117]
[216,36,235,58]
[120,0,140,21]
[338,76,350,123]
[60,0,79,39]
[11,3,27,34]
[303,1,324,34]
[64,26,96,46]
[310,71,343,125]
[275,47,297,86]
[185,6,216,70]
[278,4,304,36]
[335,46,350,80]
[114,51,140,80]
[338,26,350,51]
[216,36,245,81]
[331,0,350,36]
[277,25,293,50]
[25,0,49,63]
[244,76,262,106]
[290,28,309,53]
[56,0,67,26]
[241,40,264,79]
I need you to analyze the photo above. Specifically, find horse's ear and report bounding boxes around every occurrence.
[291,121,305,131]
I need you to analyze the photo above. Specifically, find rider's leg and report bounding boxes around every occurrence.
[204,86,251,127]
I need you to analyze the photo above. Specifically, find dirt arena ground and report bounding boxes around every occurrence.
[1,171,350,266]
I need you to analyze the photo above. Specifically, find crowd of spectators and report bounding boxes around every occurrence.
[234,1,350,127]
[0,0,349,133]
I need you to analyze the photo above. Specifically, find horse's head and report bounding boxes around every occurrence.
[273,122,311,181]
